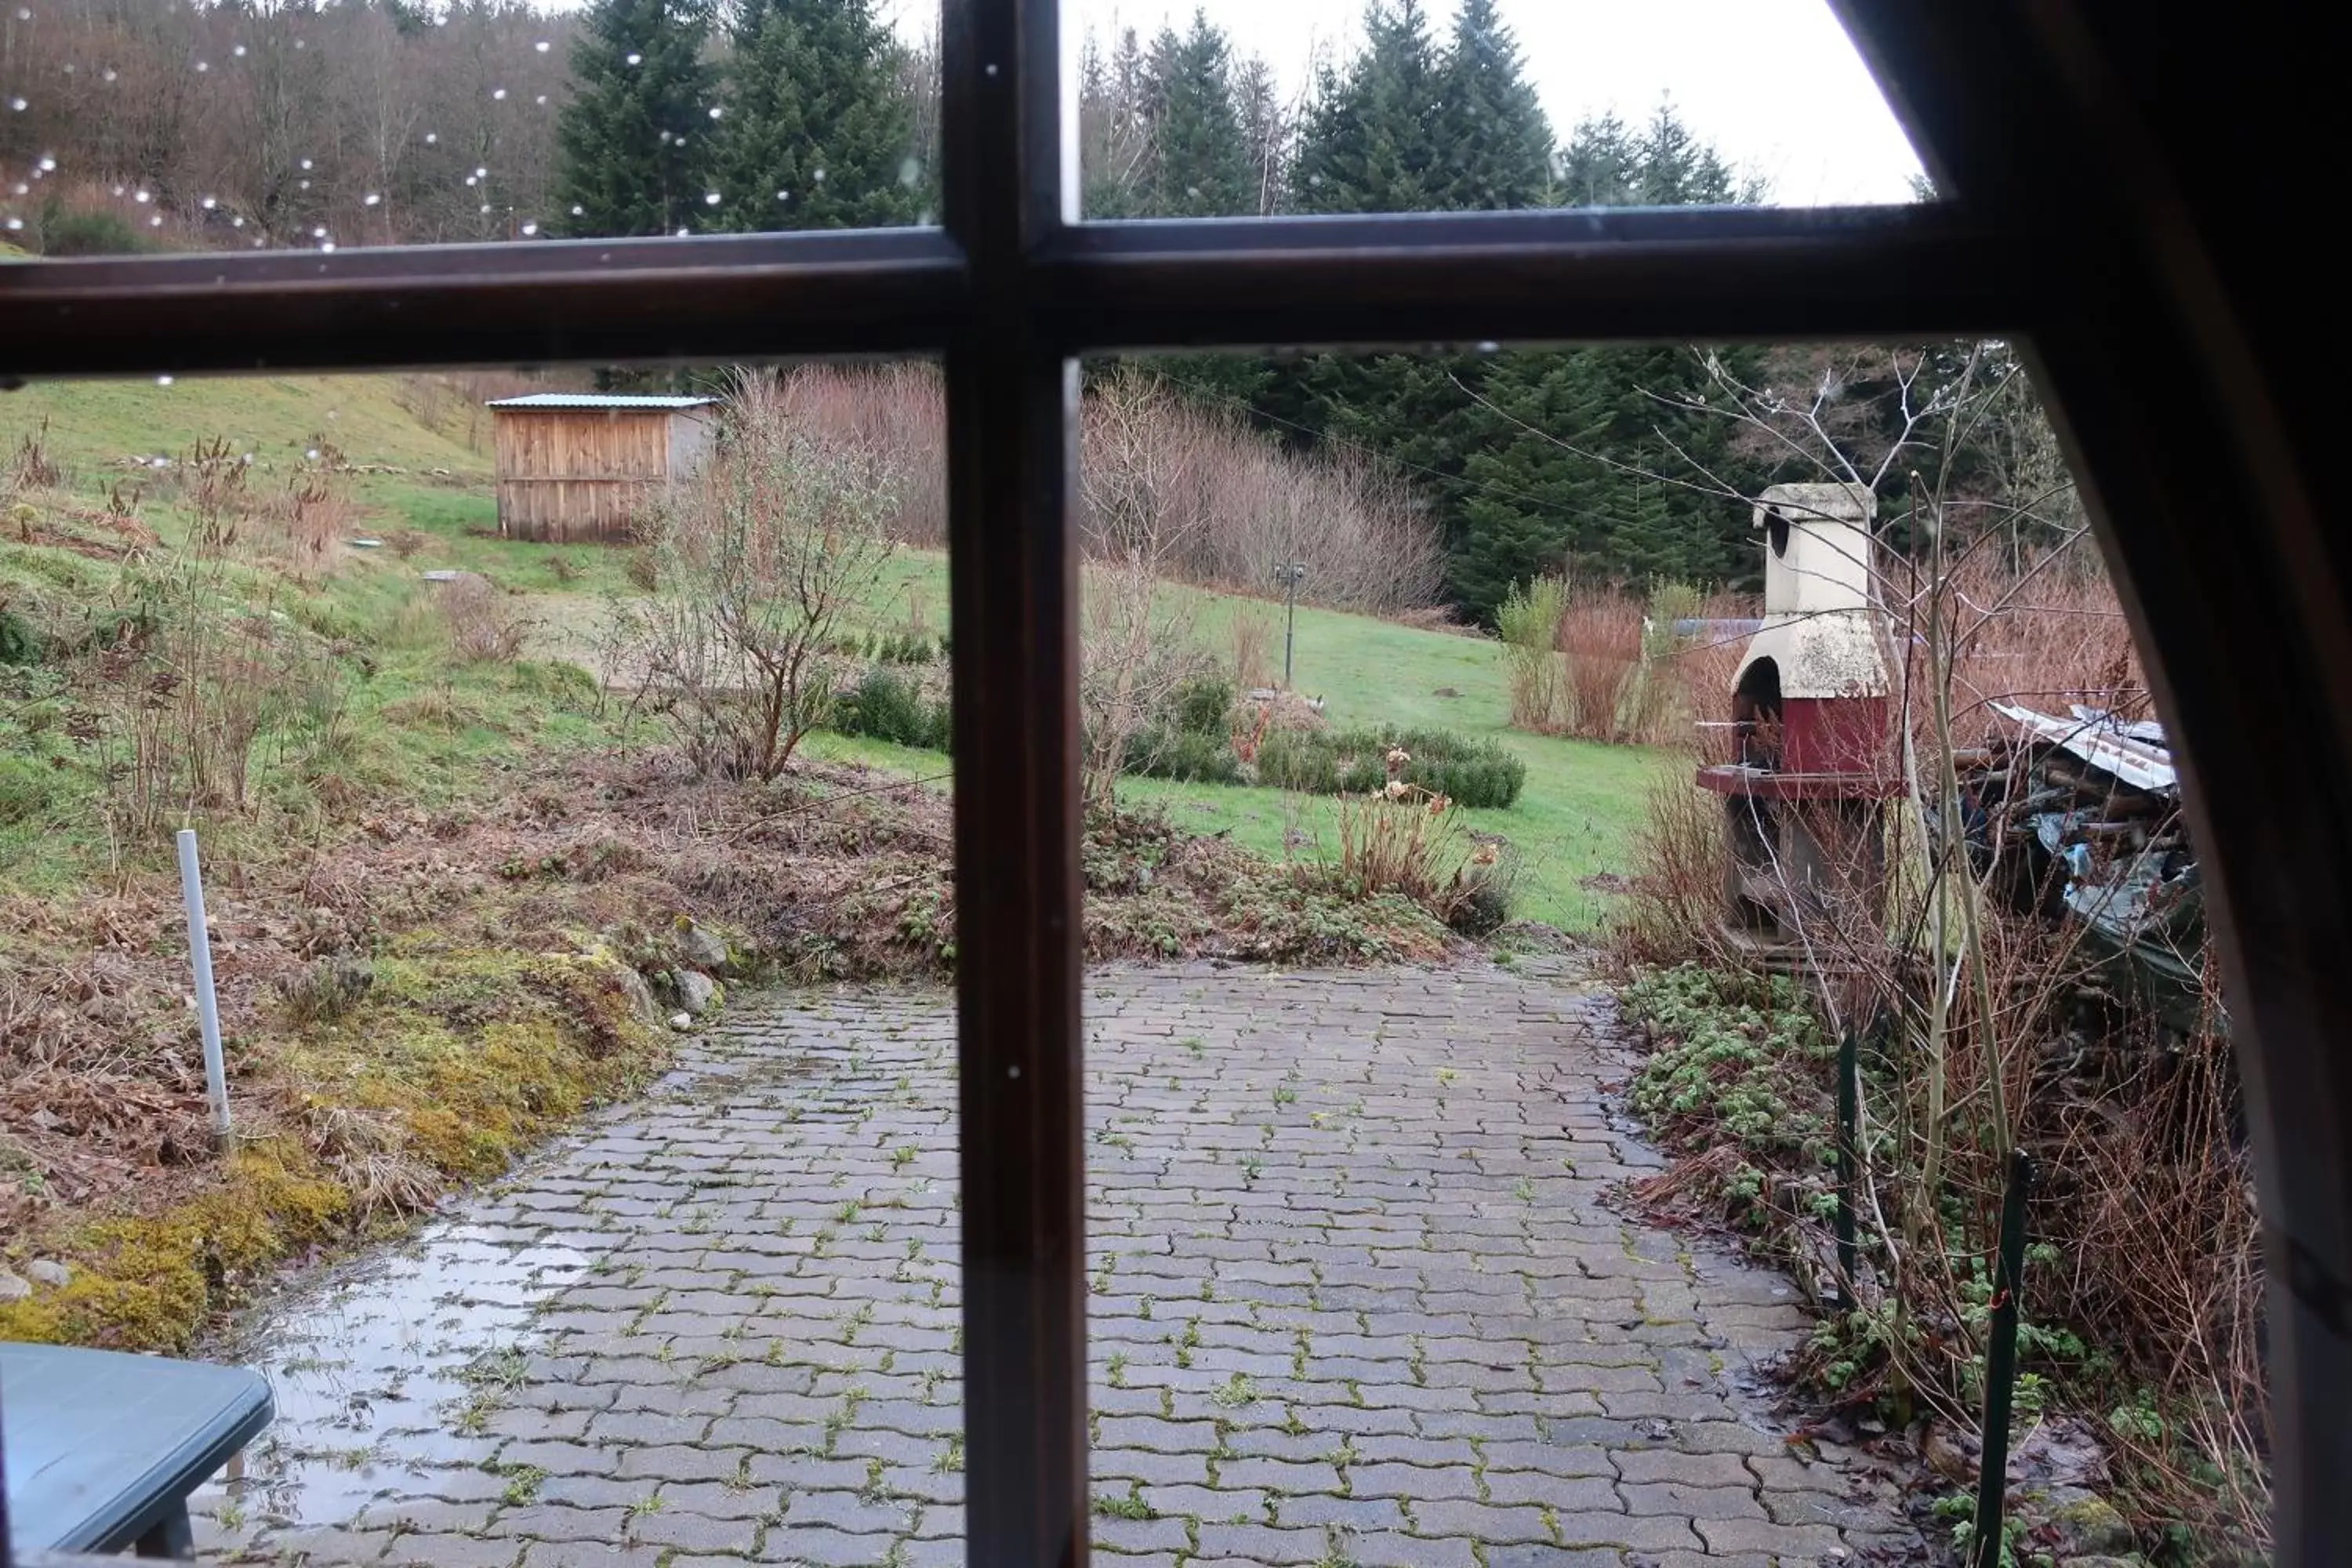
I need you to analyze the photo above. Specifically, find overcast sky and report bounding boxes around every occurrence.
[887,0,1923,206]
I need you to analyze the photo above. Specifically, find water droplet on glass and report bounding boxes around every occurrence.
[37,154,55,172]
[102,68,115,82]
[15,7,30,18]
[535,94,547,106]
[1186,185,1200,199]
[675,226,689,237]
[111,184,124,196]
[194,60,208,72]
[201,196,216,209]
[2,218,20,231]
[521,221,539,236]
[703,191,720,205]
[474,167,487,179]
[300,158,313,171]
[230,216,245,227]
[464,175,477,187]
[570,203,584,216]
[305,448,320,460]
[492,88,507,101]
[425,132,438,144]
[157,375,175,387]
[775,189,789,201]
[899,158,919,187]
[625,51,641,66]
[708,106,722,120]
[298,180,310,191]
[147,213,161,227]
[534,39,550,53]
[6,97,25,112]
[985,63,999,77]
[478,203,490,213]
[312,227,326,238]
[319,240,333,251]
[812,167,825,183]
[363,192,380,206]
[9,182,24,195]
[133,188,150,203]
[1475,340,1501,356]
[233,44,246,56]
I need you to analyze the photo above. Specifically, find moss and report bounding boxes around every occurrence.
[1,948,666,1353]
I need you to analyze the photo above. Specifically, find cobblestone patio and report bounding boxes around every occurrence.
[198,963,1918,1566]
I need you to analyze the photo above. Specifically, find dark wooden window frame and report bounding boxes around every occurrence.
[7,2,2349,1565]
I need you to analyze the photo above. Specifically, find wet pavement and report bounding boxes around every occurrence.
[195,963,1918,1566]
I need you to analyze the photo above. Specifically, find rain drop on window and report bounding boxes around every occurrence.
[478,203,491,214]
[312,227,326,238]
[230,216,245,227]
[492,88,507,101]
[535,95,547,106]
[233,44,245,56]
[102,68,115,83]
[363,193,380,207]
[9,183,24,196]
[6,98,24,112]
[898,158,919,187]
[570,204,584,216]
[298,180,310,191]
[425,132,437,144]
[708,106,722,120]
[625,51,641,66]
[811,167,825,183]
[194,60,208,72]
[147,213,162,227]
[2,218,20,231]
[474,167,488,179]
[319,240,333,251]
[704,191,720,205]
[464,175,477,187]
[37,154,55,172]
[15,7,30,18]
[300,158,313,171]
[200,196,216,209]
[521,221,539,236]
[674,226,689,237]
[111,184,124,196]
[133,188,150,203]
[534,39,550,53]
[157,376,175,387]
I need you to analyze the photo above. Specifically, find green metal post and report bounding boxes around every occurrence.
[1972,1149,2035,1568]
[1837,1028,1859,1311]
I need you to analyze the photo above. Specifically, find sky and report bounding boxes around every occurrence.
[887,0,1926,206]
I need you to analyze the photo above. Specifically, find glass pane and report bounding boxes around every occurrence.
[1073,340,2266,1559]
[0,0,939,254]
[1072,0,1924,218]
[0,363,968,1563]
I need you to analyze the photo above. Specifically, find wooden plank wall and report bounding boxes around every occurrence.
[493,408,673,543]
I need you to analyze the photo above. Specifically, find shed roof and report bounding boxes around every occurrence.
[485,394,718,411]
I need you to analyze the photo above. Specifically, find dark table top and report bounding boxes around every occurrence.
[2,1342,273,1554]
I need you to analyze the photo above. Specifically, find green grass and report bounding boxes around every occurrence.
[2,374,1668,931]
[834,547,1668,933]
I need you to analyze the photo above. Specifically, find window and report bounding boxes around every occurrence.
[5,2,2336,1566]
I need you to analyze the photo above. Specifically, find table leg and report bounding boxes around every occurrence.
[134,1503,194,1560]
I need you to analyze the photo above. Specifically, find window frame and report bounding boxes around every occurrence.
[9,2,2332,1566]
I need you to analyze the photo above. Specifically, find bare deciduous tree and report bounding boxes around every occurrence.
[624,372,899,783]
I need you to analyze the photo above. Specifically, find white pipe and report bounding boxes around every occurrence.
[176,829,232,1142]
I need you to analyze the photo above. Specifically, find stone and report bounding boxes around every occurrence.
[25,1258,71,1288]
[2042,1490,2135,1555]
[670,1012,694,1031]
[616,967,663,1027]
[674,971,721,1017]
[0,1271,30,1303]
[674,921,731,974]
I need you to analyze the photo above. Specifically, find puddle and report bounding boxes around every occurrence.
[196,1219,598,1530]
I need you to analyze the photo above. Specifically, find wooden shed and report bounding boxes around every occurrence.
[488,393,719,543]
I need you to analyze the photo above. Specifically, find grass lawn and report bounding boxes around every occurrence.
[5,375,1670,933]
[837,548,1670,933]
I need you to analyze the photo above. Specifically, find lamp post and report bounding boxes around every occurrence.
[1276,561,1307,688]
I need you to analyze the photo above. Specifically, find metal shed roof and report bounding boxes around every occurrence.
[485,394,719,410]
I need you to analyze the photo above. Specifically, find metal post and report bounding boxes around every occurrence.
[176,828,233,1144]
[1279,561,1304,688]
[1972,1149,2035,1568]
[1836,1027,1859,1312]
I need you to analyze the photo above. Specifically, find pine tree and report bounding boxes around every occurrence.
[1289,0,1444,214]
[713,0,920,234]
[1231,56,1289,216]
[1436,0,1552,211]
[1080,27,1155,219]
[551,0,717,238]
[1143,14,1254,218]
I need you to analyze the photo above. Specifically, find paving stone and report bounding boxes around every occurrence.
[209,969,1918,1568]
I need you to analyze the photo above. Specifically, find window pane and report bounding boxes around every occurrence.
[1071,0,1925,219]
[0,0,939,254]
[0,364,971,1563]
[1073,341,2266,1559]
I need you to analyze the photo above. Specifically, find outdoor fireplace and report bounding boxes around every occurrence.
[1697,482,1896,944]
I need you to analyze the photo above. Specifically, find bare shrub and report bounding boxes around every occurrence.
[1305,785,1512,935]
[9,418,64,492]
[271,439,356,577]
[775,362,946,546]
[1496,575,1565,733]
[439,575,528,664]
[1080,551,1211,810]
[1557,581,1644,742]
[1227,604,1275,691]
[1080,369,1444,614]
[1611,766,1731,969]
[622,371,898,782]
